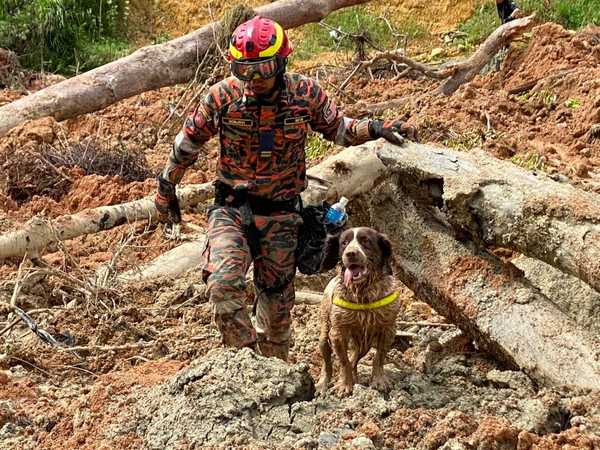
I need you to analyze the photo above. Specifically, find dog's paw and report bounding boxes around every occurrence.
[334,381,353,398]
[371,374,393,392]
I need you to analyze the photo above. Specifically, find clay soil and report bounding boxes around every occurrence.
[0,18,599,450]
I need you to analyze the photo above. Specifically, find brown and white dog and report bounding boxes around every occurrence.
[316,227,400,397]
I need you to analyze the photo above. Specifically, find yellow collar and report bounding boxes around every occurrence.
[332,291,398,311]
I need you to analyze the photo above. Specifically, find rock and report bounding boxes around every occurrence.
[431,47,445,59]
[439,439,467,450]
[350,435,375,449]
[134,348,315,449]
[318,432,339,448]
[293,436,319,449]
[486,370,534,392]
[514,397,565,434]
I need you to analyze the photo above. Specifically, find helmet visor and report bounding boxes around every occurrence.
[231,57,281,81]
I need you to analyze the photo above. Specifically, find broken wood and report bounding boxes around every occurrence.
[372,143,600,390]
[343,15,534,96]
[117,238,206,282]
[375,141,600,294]
[0,0,370,137]
[438,15,535,95]
[0,182,213,261]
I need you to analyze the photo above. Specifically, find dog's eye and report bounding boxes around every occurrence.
[358,236,371,247]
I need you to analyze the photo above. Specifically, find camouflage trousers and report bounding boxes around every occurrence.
[202,206,301,356]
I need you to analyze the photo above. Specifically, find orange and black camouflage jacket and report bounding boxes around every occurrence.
[161,73,375,201]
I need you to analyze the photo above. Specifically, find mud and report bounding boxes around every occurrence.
[1,14,600,450]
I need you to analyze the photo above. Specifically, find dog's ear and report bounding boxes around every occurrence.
[377,232,394,275]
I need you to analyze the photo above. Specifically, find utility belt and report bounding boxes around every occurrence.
[212,180,300,216]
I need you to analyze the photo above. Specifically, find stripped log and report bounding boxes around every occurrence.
[366,163,600,390]
[349,15,535,96]
[118,238,206,282]
[0,0,370,137]
[0,183,212,261]
[374,141,600,294]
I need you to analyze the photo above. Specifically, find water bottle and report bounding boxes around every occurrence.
[324,196,349,226]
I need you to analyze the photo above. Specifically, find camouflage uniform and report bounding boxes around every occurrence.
[161,73,377,359]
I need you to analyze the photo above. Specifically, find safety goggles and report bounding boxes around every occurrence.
[231,57,282,81]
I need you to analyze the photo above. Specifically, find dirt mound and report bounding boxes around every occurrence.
[0,125,152,206]
[134,348,314,448]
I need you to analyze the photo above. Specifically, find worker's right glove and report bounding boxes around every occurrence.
[369,119,418,146]
[155,175,181,225]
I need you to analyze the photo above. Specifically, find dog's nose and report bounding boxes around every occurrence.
[345,249,358,259]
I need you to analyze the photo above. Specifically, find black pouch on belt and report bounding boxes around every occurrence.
[296,201,346,275]
[210,181,261,259]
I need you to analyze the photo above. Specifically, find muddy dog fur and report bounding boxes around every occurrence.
[316,227,401,397]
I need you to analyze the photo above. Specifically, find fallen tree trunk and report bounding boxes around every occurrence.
[367,151,600,390]
[0,183,213,261]
[374,141,600,294]
[118,239,206,282]
[438,15,535,95]
[0,0,370,137]
[0,145,385,262]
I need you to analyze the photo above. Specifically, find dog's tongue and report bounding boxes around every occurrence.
[344,266,364,287]
[344,268,353,287]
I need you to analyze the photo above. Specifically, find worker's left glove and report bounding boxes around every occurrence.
[155,175,181,225]
[369,119,418,146]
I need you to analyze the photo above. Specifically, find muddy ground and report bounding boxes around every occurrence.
[1,20,600,450]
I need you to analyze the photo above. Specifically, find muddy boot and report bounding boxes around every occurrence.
[257,336,289,361]
[214,308,257,349]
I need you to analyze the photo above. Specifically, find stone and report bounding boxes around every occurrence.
[439,439,467,450]
[318,432,339,448]
[350,435,375,449]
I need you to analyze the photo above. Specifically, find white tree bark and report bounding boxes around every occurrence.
[0,183,212,260]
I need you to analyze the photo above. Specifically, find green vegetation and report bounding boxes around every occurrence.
[292,7,427,60]
[511,152,547,172]
[459,0,600,46]
[305,132,335,161]
[443,129,483,152]
[0,0,131,74]
[564,98,581,109]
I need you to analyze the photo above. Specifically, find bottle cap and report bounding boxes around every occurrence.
[339,196,349,207]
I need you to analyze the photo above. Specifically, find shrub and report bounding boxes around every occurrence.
[0,0,131,74]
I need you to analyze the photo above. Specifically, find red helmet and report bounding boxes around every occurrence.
[228,16,293,61]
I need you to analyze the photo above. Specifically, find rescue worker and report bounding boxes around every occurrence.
[154,16,416,361]
[496,0,520,24]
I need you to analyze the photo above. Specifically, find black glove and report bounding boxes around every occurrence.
[369,119,418,146]
[155,175,181,224]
